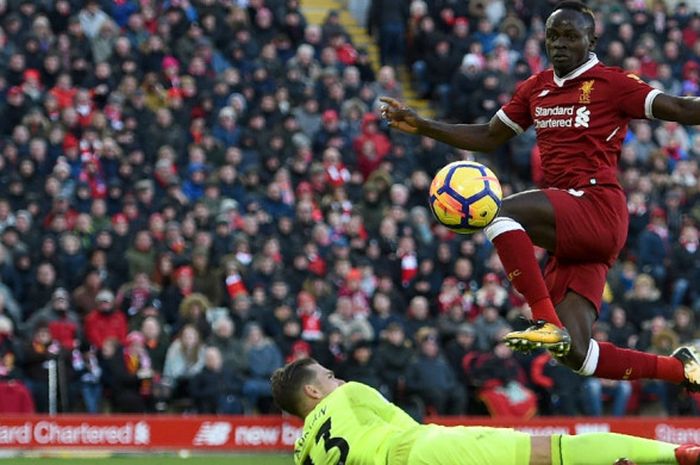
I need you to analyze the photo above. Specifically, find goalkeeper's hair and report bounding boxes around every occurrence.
[552,1,595,33]
[270,357,318,418]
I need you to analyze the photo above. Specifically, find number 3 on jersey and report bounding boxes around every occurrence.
[303,418,349,465]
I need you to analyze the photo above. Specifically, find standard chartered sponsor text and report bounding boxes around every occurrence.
[533,105,590,129]
[534,106,574,117]
[0,422,148,445]
[535,118,574,128]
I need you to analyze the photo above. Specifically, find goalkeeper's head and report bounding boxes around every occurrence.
[271,358,345,419]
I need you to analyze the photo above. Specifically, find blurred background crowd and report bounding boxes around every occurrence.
[0,0,699,419]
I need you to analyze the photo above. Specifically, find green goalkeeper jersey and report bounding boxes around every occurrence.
[294,382,420,465]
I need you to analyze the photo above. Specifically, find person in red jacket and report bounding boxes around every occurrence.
[49,73,77,110]
[23,288,81,350]
[330,33,358,66]
[354,112,392,180]
[84,289,127,350]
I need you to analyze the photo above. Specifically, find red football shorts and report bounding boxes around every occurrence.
[542,185,628,311]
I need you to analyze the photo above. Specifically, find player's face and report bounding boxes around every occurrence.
[310,363,345,398]
[545,10,595,76]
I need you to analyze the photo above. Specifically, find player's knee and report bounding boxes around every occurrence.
[497,199,525,224]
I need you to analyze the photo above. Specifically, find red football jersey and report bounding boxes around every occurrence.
[497,54,661,189]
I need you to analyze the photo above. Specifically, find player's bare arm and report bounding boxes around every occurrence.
[652,93,700,125]
[379,96,516,153]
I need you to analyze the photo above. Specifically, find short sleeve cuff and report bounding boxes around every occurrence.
[645,89,662,120]
[496,108,524,135]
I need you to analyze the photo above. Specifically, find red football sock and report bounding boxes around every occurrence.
[492,229,563,327]
[594,342,685,382]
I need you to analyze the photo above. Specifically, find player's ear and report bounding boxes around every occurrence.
[588,33,597,52]
[303,383,323,400]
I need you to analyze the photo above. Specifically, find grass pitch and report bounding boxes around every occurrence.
[0,453,291,465]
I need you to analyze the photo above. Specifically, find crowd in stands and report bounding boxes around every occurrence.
[0,0,698,419]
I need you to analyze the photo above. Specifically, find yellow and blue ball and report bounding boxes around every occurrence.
[428,161,502,234]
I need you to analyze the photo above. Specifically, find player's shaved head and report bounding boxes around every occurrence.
[550,1,595,36]
[545,1,597,76]
[271,357,318,417]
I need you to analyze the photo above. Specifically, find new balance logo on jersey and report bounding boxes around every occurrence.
[537,89,550,98]
[574,106,590,128]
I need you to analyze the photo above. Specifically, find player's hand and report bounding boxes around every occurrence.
[379,97,421,135]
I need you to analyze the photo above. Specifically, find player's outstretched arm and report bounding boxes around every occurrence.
[652,93,700,125]
[379,96,516,153]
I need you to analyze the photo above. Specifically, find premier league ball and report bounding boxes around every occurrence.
[428,161,503,234]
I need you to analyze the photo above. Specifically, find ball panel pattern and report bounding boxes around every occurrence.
[428,161,503,234]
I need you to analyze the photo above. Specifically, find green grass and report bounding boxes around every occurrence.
[0,454,291,465]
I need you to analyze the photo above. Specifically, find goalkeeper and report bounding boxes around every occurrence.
[272,358,700,465]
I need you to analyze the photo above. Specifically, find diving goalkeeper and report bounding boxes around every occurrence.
[271,358,700,465]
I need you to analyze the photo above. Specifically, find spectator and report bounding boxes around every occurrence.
[469,330,536,419]
[57,233,87,290]
[116,272,161,321]
[230,294,256,337]
[297,290,324,342]
[23,287,81,350]
[448,54,485,121]
[84,289,126,350]
[637,207,671,284]
[24,262,58,319]
[423,39,460,115]
[530,350,585,416]
[406,296,435,342]
[22,322,69,412]
[339,340,384,392]
[668,224,700,310]
[276,317,305,362]
[160,265,195,327]
[473,305,509,352]
[0,278,23,329]
[607,306,637,349]
[436,301,468,343]
[78,0,111,40]
[140,316,168,375]
[242,323,283,413]
[71,267,103,317]
[623,274,666,330]
[474,273,508,313]
[99,336,150,413]
[374,322,414,402]
[639,319,683,415]
[177,293,212,340]
[71,341,102,413]
[328,296,374,346]
[406,328,466,415]
[191,247,222,305]
[354,113,392,180]
[0,316,22,381]
[189,346,244,414]
[368,0,408,66]
[162,324,205,404]
[125,231,157,279]
[207,316,247,375]
[672,307,696,344]
[368,291,404,338]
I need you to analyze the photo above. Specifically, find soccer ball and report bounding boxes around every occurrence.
[428,161,502,234]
